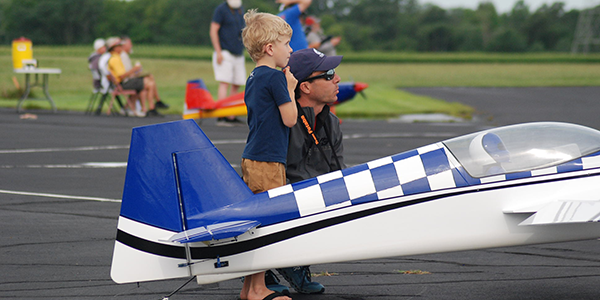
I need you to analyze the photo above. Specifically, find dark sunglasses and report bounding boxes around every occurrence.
[302,69,335,82]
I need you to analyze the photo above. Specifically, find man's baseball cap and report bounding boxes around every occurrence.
[287,48,342,82]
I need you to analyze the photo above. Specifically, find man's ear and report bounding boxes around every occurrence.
[299,81,311,94]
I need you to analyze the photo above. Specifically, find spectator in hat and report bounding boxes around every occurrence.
[88,38,107,92]
[265,48,345,296]
[106,37,161,117]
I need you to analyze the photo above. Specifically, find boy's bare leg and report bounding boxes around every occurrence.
[240,272,291,300]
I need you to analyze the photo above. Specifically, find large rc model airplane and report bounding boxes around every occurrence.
[111,120,600,285]
[182,78,368,120]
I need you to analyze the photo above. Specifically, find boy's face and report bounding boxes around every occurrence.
[272,36,293,68]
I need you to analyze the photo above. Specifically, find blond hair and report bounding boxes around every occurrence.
[242,9,292,62]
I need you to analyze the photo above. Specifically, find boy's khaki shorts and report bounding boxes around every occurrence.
[241,158,286,194]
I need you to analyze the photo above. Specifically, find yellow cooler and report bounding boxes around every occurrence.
[12,37,33,69]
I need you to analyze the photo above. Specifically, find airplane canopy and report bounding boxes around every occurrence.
[443,122,600,178]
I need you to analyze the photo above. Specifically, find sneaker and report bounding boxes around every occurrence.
[217,117,245,126]
[227,117,245,126]
[146,109,163,117]
[265,270,290,296]
[216,117,234,127]
[155,100,169,109]
[134,110,146,118]
[277,266,324,294]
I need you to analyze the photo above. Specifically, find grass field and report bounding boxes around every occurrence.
[2,46,600,119]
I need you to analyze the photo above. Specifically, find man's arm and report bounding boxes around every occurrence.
[276,0,312,12]
[209,22,224,64]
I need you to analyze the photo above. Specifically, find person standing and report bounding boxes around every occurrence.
[210,0,247,126]
[277,0,312,51]
[239,9,296,300]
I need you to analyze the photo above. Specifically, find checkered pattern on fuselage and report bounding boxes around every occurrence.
[266,144,600,219]
[268,143,465,217]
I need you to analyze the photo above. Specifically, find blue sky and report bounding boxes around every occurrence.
[421,0,595,13]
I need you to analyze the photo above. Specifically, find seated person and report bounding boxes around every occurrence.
[88,38,106,92]
[105,37,161,117]
[120,36,169,110]
[469,132,510,176]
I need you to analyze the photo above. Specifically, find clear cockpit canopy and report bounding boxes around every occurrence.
[442,122,600,178]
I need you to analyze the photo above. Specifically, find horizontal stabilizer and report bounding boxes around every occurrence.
[168,220,261,243]
[517,200,600,225]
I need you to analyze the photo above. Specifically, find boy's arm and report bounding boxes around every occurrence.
[279,66,298,128]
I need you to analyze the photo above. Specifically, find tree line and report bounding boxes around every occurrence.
[0,0,591,52]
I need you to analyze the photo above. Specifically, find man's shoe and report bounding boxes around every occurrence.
[155,100,169,109]
[265,270,290,295]
[146,109,163,117]
[277,266,324,294]
[226,117,245,126]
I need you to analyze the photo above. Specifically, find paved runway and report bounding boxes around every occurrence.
[1,87,599,300]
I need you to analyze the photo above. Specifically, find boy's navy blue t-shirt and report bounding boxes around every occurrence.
[242,66,292,164]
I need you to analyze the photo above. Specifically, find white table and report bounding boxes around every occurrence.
[14,68,62,113]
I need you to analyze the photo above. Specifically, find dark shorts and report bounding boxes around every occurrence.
[121,77,144,92]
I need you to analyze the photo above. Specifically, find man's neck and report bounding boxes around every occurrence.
[298,98,325,116]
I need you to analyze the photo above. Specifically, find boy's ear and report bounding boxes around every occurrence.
[264,43,274,56]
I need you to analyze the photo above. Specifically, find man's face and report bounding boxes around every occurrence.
[304,70,340,104]
[123,39,132,53]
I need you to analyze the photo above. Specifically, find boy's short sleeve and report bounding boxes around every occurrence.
[270,71,292,107]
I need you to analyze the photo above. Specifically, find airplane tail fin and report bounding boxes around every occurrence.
[111,119,252,283]
[185,79,216,110]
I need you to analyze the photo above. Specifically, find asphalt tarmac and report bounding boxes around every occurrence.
[1,87,599,300]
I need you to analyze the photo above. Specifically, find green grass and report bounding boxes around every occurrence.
[3,46,600,119]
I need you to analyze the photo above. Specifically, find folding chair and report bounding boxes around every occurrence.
[93,54,137,116]
[105,74,136,116]
[85,79,102,115]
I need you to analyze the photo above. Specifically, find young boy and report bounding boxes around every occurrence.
[239,9,297,300]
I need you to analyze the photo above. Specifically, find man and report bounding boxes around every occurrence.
[277,0,312,51]
[120,36,169,112]
[268,48,346,295]
[210,0,246,126]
